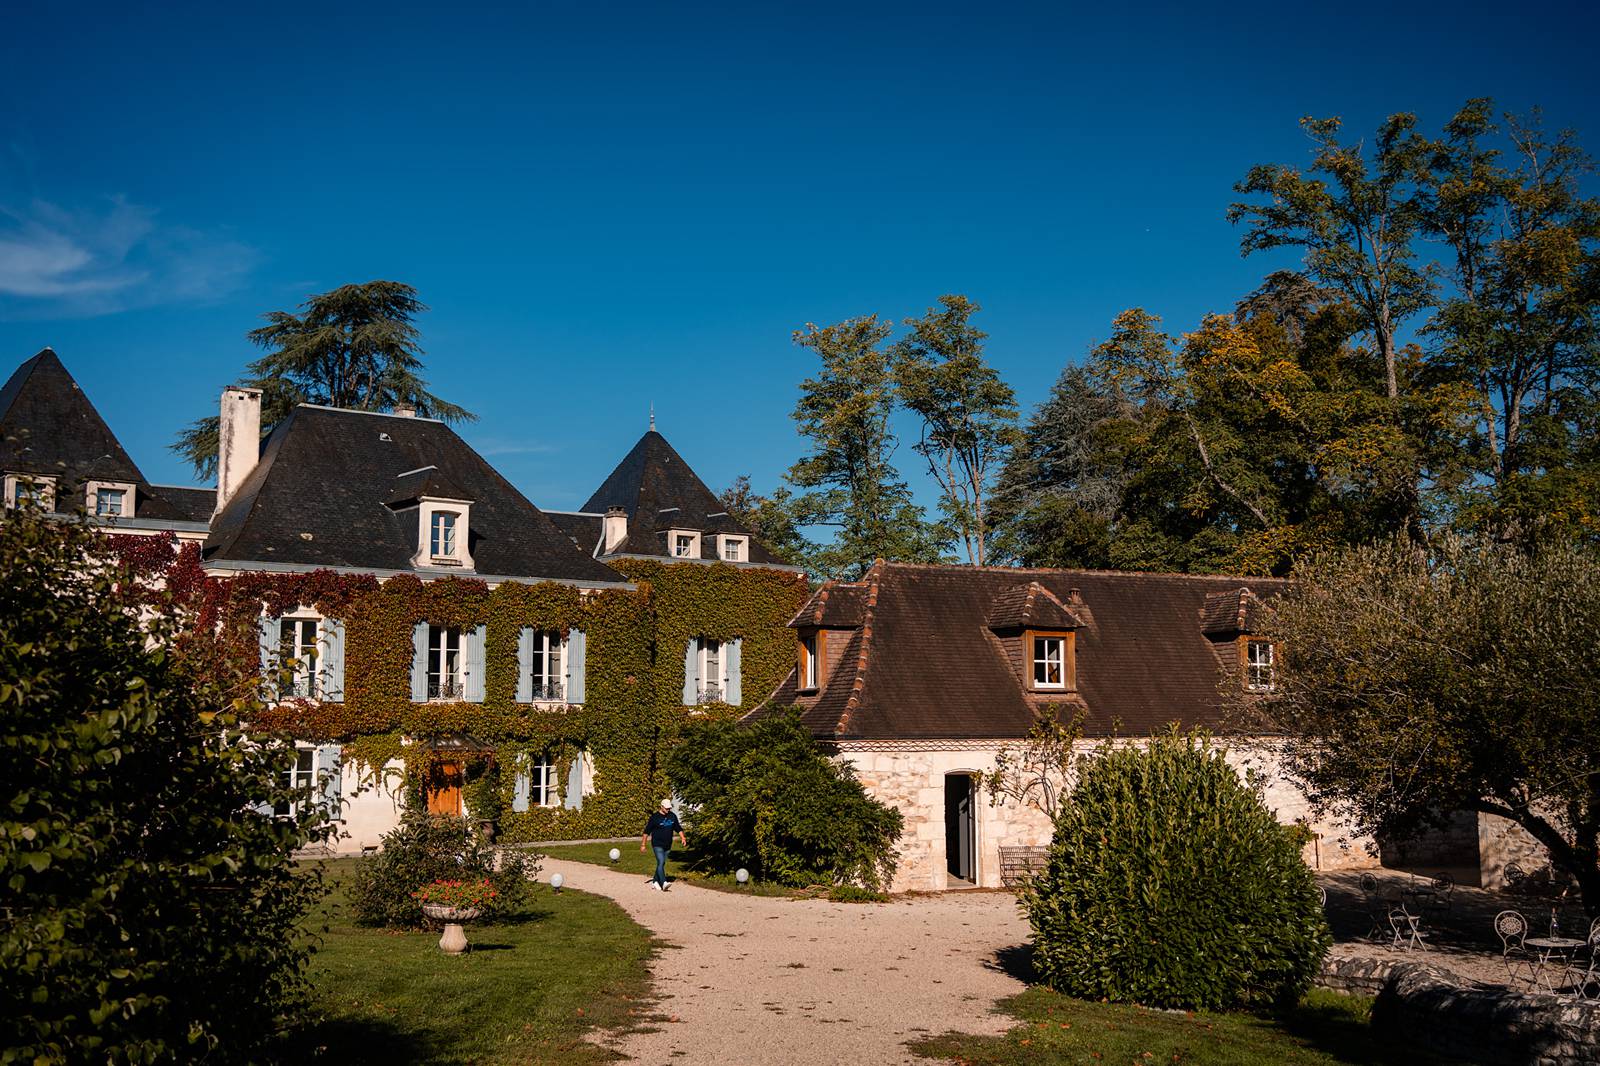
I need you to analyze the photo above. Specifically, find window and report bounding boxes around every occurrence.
[431,511,459,558]
[6,474,55,510]
[95,487,126,517]
[528,630,564,701]
[720,536,746,562]
[529,754,558,807]
[275,748,316,817]
[278,618,319,698]
[1246,640,1276,692]
[428,625,463,699]
[1032,635,1066,689]
[674,533,695,558]
[799,632,820,690]
[699,638,724,703]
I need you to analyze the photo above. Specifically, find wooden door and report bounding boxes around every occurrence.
[426,760,464,816]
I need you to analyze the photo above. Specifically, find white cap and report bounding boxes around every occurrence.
[660,798,672,809]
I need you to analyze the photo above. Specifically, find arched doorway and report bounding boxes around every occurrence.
[944,772,977,885]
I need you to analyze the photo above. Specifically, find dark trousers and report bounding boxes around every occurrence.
[652,845,669,886]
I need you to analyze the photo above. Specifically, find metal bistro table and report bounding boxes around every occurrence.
[1525,936,1586,993]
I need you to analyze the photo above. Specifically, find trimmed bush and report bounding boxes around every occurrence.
[668,709,903,890]
[1,511,328,1063]
[348,811,540,928]
[1023,731,1330,1010]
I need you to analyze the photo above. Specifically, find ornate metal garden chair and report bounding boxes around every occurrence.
[1495,909,1537,988]
[1565,917,1600,1001]
[1388,903,1428,950]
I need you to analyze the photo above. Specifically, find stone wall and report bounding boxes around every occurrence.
[1480,812,1551,890]
[1319,956,1600,1066]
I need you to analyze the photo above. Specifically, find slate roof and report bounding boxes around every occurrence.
[755,562,1287,741]
[580,429,790,565]
[0,349,199,523]
[151,485,218,523]
[544,511,603,554]
[205,405,625,584]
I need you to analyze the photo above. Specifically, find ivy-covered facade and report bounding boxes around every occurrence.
[8,352,809,850]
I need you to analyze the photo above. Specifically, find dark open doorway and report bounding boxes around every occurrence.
[945,773,976,885]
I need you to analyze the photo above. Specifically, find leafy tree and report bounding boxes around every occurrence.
[719,475,813,568]
[1424,100,1600,542]
[667,710,904,890]
[173,281,475,478]
[0,509,328,1063]
[786,314,949,578]
[983,705,1083,821]
[1249,536,1600,915]
[1024,731,1329,1010]
[891,295,1021,565]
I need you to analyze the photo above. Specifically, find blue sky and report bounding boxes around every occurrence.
[2,1,1596,515]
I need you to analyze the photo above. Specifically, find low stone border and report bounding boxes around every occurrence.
[1317,956,1600,1066]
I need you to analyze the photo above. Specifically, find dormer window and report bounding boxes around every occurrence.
[431,510,459,558]
[6,473,57,511]
[799,631,821,691]
[668,528,701,559]
[1027,630,1075,691]
[85,479,136,518]
[1245,639,1276,692]
[718,534,748,562]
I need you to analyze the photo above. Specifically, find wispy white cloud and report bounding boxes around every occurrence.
[475,439,563,457]
[0,196,257,318]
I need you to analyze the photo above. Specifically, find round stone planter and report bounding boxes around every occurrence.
[421,903,482,956]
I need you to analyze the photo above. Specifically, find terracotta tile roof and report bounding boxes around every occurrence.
[789,582,868,627]
[985,581,1084,630]
[755,562,1286,740]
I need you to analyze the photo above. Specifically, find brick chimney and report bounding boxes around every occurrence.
[603,506,629,552]
[215,385,262,516]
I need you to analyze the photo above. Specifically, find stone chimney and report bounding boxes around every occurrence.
[603,506,629,552]
[215,385,262,516]
[393,403,417,418]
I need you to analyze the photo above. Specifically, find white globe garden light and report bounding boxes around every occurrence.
[735,868,749,884]
[609,848,621,862]
[550,872,564,892]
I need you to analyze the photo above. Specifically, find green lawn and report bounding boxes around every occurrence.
[286,858,657,1064]
[909,986,1466,1066]
[539,840,808,898]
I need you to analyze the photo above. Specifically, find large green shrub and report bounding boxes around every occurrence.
[0,511,328,1063]
[348,811,540,927]
[667,709,903,890]
[1023,731,1330,1010]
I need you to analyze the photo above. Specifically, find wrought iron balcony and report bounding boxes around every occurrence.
[528,680,565,702]
[428,679,465,702]
[696,684,724,704]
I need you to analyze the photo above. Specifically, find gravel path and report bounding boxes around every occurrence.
[540,858,1031,1066]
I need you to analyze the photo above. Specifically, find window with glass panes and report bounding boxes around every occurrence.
[528,631,563,700]
[722,537,744,561]
[699,638,724,702]
[1032,635,1066,689]
[431,511,458,557]
[1245,640,1275,691]
[674,533,694,557]
[278,618,319,698]
[275,748,316,817]
[800,632,819,690]
[95,487,126,516]
[530,754,558,807]
[428,625,463,698]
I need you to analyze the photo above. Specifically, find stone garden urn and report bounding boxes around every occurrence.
[421,903,482,955]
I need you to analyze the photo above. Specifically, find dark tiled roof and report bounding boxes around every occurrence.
[385,466,474,506]
[756,562,1287,740]
[151,485,217,523]
[1199,588,1270,635]
[205,405,625,584]
[789,582,868,627]
[985,581,1083,630]
[544,511,602,555]
[0,348,192,521]
[581,429,789,565]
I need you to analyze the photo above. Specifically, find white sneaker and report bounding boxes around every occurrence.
[651,881,661,891]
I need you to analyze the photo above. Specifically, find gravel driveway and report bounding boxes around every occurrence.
[540,857,1032,1065]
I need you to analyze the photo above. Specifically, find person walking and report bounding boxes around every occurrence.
[642,798,686,891]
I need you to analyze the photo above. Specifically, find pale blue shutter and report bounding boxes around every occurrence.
[516,628,534,703]
[566,629,586,704]
[726,638,743,705]
[320,619,345,703]
[315,745,342,819]
[259,615,277,699]
[564,753,584,810]
[410,623,429,702]
[681,639,700,705]
[511,755,531,813]
[464,624,487,702]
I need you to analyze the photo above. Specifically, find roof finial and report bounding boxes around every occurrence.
[649,403,655,432]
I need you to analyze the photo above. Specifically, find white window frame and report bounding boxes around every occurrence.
[529,753,559,808]
[698,638,727,703]
[1246,640,1276,692]
[275,746,317,818]
[668,528,702,559]
[85,479,137,519]
[528,630,566,702]
[430,510,458,558]
[428,624,464,701]
[800,632,819,691]
[277,615,321,699]
[717,534,748,562]
[5,472,57,511]
[1032,635,1067,690]
[413,496,475,571]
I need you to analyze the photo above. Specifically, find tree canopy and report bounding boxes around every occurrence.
[174,281,475,478]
